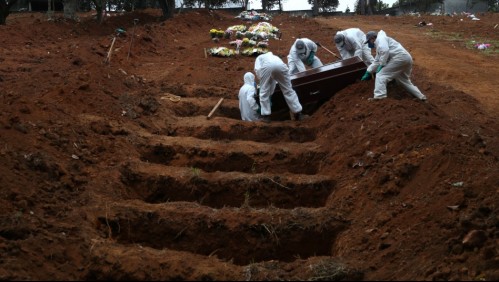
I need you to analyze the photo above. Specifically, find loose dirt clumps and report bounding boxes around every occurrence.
[0,9,498,281]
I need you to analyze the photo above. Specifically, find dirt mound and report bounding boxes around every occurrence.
[0,9,498,281]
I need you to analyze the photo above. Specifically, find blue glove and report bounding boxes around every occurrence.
[305,51,315,66]
[361,71,372,81]
[115,28,126,35]
[376,65,384,73]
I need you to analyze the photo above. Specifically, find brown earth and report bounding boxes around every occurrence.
[0,8,498,281]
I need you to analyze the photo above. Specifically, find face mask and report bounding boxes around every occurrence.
[368,42,375,49]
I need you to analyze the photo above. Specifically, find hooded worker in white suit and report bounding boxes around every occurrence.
[254,52,307,122]
[334,28,374,64]
[361,30,427,101]
[238,72,260,121]
[287,38,323,75]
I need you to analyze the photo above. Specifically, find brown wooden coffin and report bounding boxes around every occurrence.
[268,56,368,117]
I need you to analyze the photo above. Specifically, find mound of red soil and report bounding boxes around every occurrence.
[0,9,498,280]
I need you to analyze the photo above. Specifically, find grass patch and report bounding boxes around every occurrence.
[426,30,464,41]
[426,30,498,55]
[465,38,499,55]
[309,259,349,281]
[190,167,201,177]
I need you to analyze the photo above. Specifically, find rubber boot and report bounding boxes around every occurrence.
[294,112,309,121]
[260,115,271,123]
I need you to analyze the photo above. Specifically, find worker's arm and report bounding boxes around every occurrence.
[247,87,259,112]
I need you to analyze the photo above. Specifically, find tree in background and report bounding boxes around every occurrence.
[307,0,339,13]
[181,0,227,9]
[368,0,377,13]
[395,0,443,13]
[261,0,268,11]
[233,0,250,9]
[91,0,105,22]
[85,0,173,22]
[355,0,376,14]
[355,0,395,14]
[276,0,283,12]
[487,0,498,11]
[0,0,18,24]
[63,0,78,20]
[158,0,174,19]
[7,0,455,25]
[375,0,389,10]
[469,0,499,11]
[261,0,280,11]
[312,0,318,15]
[358,0,365,13]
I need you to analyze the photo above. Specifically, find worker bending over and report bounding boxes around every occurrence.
[362,30,427,101]
[334,28,374,64]
[254,52,308,122]
[287,38,323,75]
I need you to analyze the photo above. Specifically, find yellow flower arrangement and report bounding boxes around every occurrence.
[209,29,225,38]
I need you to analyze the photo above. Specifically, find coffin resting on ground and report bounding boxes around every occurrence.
[265,56,368,119]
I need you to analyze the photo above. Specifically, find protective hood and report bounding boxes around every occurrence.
[334,33,345,47]
[295,39,305,51]
[243,72,255,86]
[364,31,378,44]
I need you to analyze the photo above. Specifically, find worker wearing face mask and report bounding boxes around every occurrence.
[362,30,427,101]
[287,38,323,75]
[334,28,374,64]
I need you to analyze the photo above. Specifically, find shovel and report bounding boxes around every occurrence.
[317,42,341,60]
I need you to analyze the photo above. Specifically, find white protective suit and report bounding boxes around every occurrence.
[254,52,303,116]
[335,28,374,64]
[367,30,427,100]
[287,38,323,75]
[238,72,260,121]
